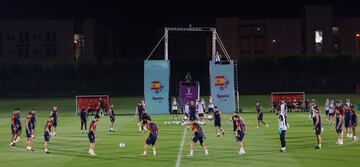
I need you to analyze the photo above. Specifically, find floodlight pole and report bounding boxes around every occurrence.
[164,28,169,60]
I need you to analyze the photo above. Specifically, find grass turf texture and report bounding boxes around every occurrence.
[0,94,359,167]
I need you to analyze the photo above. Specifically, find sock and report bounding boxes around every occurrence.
[143,151,147,155]
[190,150,193,155]
[318,144,321,148]
[205,149,208,154]
[153,150,156,155]
[45,148,48,152]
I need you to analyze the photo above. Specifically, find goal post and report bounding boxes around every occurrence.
[75,95,110,115]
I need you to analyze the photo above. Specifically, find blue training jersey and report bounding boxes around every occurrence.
[314,112,321,128]
[51,111,58,120]
[80,109,87,119]
[192,123,204,137]
[214,111,220,122]
[336,113,342,127]
[189,105,196,117]
[148,123,158,137]
[256,105,261,113]
[30,114,36,124]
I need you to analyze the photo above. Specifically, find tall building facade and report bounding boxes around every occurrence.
[216,5,360,59]
[0,19,112,62]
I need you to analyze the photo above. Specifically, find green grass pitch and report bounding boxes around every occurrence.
[0,94,359,167]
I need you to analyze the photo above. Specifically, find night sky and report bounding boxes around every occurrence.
[1,0,360,58]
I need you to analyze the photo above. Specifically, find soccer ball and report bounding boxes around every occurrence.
[207,115,213,120]
[119,143,125,148]
[184,115,188,120]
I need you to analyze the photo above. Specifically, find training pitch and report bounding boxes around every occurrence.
[0,94,359,167]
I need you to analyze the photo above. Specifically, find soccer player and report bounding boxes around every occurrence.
[140,118,159,156]
[80,105,88,133]
[10,108,22,146]
[88,114,100,156]
[325,98,330,123]
[256,101,269,128]
[350,106,358,141]
[309,98,316,121]
[44,116,53,153]
[344,105,352,138]
[188,100,197,122]
[345,98,351,107]
[87,104,94,115]
[228,112,239,134]
[235,115,246,155]
[30,109,37,138]
[141,113,151,132]
[109,105,115,132]
[50,105,58,136]
[184,101,190,120]
[25,112,34,151]
[208,96,214,114]
[188,120,208,157]
[278,112,287,152]
[213,106,225,137]
[335,107,343,145]
[10,109,18,146]
[98,97,106,116]
[313,106,322,149]
[198,99,205,123]
[171,97,179,120]
[280,100,289,128]
[135,102,143,131]
[136,100,147,131]
[328,99,335,124]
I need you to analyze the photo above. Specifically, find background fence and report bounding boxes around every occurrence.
[0,54,359,97]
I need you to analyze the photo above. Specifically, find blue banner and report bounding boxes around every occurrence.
[210,60,236,114]
[144,60,170,115]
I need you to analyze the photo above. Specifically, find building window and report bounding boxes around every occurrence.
[25,33,29,43]
[52,32,56,42]
[315,30,323,54]
[24,48,29,58]
[332,27,339,35]
[46,33,51,42]
[19,33,24,43]
[18,48,24,57]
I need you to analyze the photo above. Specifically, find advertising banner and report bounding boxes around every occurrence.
[210,60,235,113]
[144,60,170,114]
[179,81,200,108]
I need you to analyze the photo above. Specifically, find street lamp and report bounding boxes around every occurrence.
[356,33,360,54]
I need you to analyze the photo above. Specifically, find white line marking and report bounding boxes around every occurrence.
[11,146,27,151]
[175,127,188,167]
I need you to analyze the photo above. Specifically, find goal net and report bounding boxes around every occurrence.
[75,95,110,115]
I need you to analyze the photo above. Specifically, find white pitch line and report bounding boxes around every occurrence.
[175,127,188,167]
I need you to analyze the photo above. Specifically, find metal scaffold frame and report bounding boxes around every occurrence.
[145,27,240,111]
